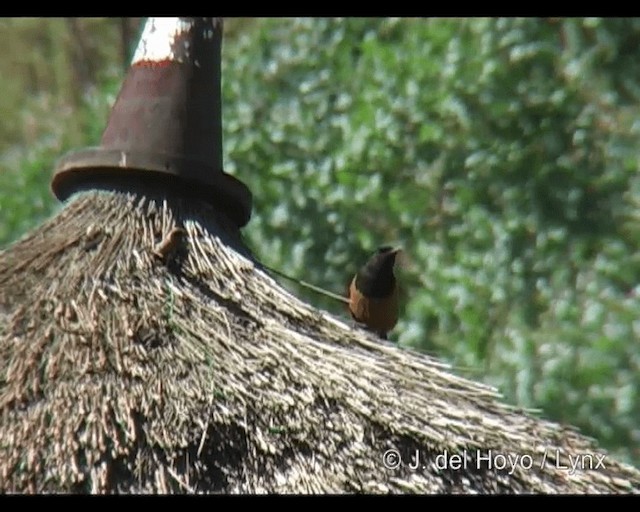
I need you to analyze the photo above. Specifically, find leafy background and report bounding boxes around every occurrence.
[1,17,639,467]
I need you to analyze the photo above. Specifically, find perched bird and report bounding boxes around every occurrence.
[348,246,401,340]
[153,227,187,263]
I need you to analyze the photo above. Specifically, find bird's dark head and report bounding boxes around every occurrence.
[355,246,401,298]
[372,246,400,271]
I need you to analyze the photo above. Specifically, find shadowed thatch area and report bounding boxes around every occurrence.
[1,187,639,493]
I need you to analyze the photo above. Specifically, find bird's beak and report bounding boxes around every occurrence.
[391,247,403,267]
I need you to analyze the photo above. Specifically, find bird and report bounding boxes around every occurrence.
[153,227,187,263]
[348,246,401,340]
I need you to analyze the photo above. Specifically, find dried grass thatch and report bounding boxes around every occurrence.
[1,185,639,493]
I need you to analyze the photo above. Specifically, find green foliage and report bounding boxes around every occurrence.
[222,18,640,465]
[0,18,130,245]
[0,71,121,245]
[2,18,640,466]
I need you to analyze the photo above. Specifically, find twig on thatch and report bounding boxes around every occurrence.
[166,465,195,493]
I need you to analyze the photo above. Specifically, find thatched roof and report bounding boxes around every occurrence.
[1,186,639,493]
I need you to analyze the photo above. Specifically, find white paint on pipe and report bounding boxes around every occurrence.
[132,18,222,65]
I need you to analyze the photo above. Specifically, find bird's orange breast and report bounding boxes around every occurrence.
[348,278,398,334]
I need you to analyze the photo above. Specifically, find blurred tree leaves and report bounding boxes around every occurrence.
[0,18,138,243]
[2,17,640,466]
[222,18,640,465]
